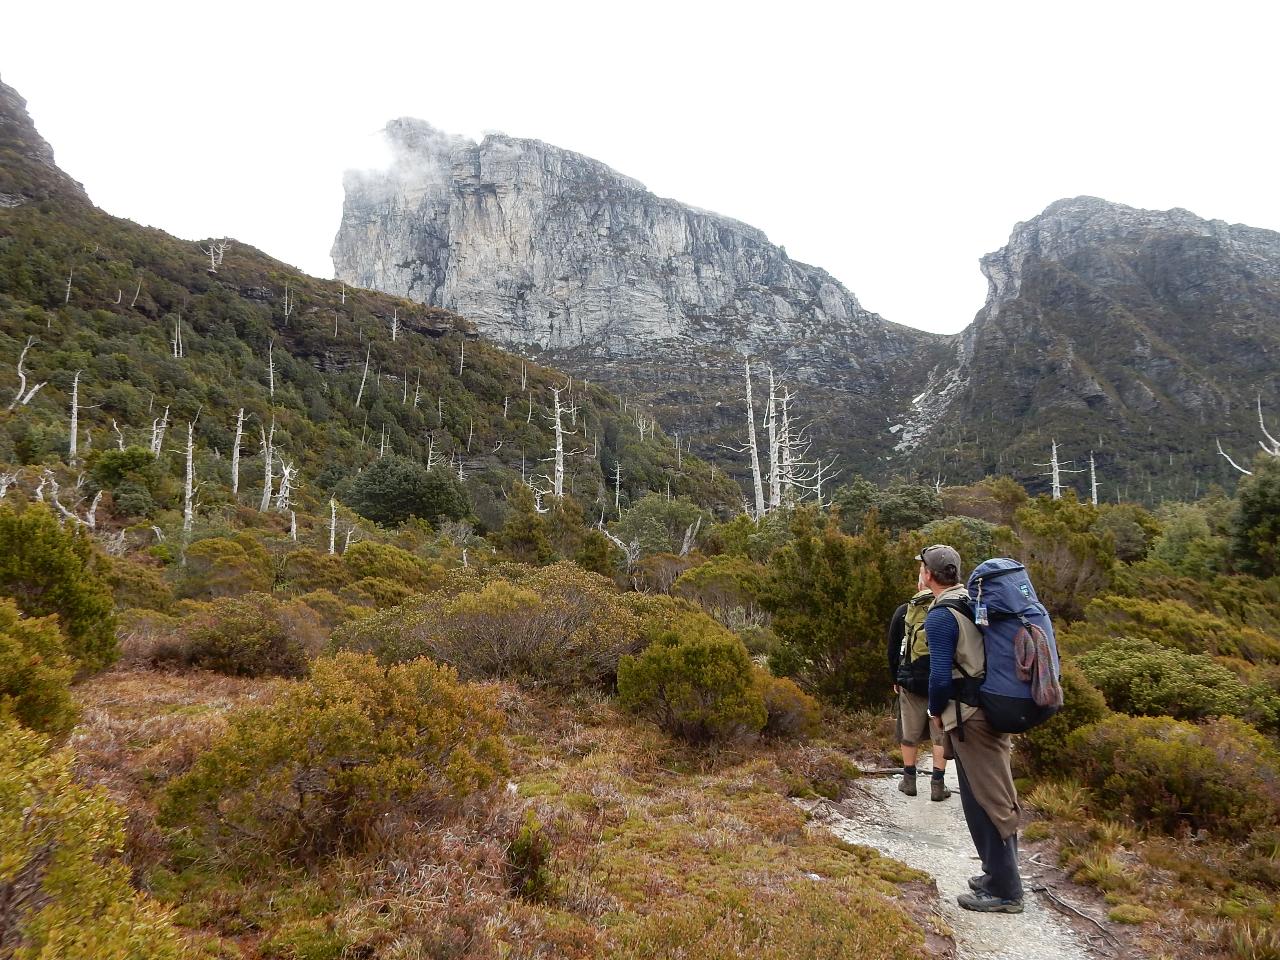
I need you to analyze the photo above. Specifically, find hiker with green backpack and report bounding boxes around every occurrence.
[918,545,1064,915]
[887,588,952,801]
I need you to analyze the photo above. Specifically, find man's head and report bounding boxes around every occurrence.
[917,544,962,594]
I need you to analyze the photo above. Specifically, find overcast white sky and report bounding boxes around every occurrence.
[4,1,1277,334]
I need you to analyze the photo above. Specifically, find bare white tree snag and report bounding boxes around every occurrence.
[171,313,184,358]
[614,461,622,515]
[64,267,74,305]
[68,371,81,462]
[598,520,641,572]
[340,281,346,306]
[200,238,230,273]
[344,525,357,553]
[527,395,533,424]
[541,385,582,498]
[402,368,409,405]
[275,460,296,512]
[426,434,439,471]
[1090,452,1099,507]
[267,339,275,397]
[413,369,422,409]
[130,279,142,308]
[231,408,244,496]
[45,471,103,530]
[390,308,399,342]
[766,368,781,509]
[112,419,125,451]
[182,420,196,535]
[259,417,275,512]
[282,283,295,325]
[354,344,371,408]
[378,425,387,460]
[503,396,509,419]
[466,417,474,453]
[151,406,170,459]
[1257,396,1280,457]
[743,359,765,519]
[1035,440,1084,499]
[289,510,297,542]
[779,387,795,502]
[9,337,48,411]
[329,498,338,555]
[458,338,465,377]
[438,395,444,426]
[0,472,16,500]
[115,289,122,304]
[1217,438,1254,476]
[679,517,702,557]
[520,360,527,392]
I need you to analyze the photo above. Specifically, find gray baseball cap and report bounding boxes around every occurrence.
[917,544,962,581]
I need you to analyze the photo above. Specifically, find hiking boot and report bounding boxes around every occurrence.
[898,774,917,797]
[957,891,1023,913]
[968,875,989,893]
[930,778,952,801]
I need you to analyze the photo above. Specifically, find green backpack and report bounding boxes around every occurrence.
[895,589,934,695]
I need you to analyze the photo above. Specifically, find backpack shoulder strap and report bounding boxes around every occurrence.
[933,597,975,622]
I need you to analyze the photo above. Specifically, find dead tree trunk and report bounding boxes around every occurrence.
[231,408,244,496]
[259,417,275,512]
[744,359,765,519]
[68,371,81,462]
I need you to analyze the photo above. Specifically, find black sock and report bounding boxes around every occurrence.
[932,769,946,781]
[904,765,917,777]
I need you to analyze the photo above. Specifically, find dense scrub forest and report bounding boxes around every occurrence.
[4,77,1280,960]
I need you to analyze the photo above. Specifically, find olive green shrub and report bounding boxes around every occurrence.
[159,651,508,866]
[1065,713,1280,835]
[0,717,186,958]
[332,562,641,688]
[618,612,767,745]
[0,598,77,736]
[0,504,117,672]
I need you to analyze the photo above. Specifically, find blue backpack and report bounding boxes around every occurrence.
[942,558,1064,734]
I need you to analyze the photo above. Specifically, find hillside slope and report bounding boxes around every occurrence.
[0,78,737,532]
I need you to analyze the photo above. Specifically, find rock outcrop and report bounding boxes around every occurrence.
[334,120,939,477]
[899,197,1280,498]
[0,75,88,206]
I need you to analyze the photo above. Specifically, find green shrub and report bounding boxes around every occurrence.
[1231,455,1280,578]
[281,548,353,593]
[341,540,441,589]
[915,515,1017,569]
[1017,662,1109,777]
[161,592,321,677]
[1013,494,1116,621]
[761,510,914,709]
[159,652,508,866]
[1078,637,1277,729]
[1066,594,1280,663]
[758,673,822,740]
[0,717,186,958]
[507,810,554,902]
[0,598,78,736]
[333,563,641,689]
[347,455,470,526]
[673,554,768,630]
[0,503,117,672]
[1065,714,1280,835]
[178,534,273,599]
[618,614,767,744]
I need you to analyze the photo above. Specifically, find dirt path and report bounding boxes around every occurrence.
[812,761,1104,960]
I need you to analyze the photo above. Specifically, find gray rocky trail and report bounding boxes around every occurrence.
[815,761,1098,960]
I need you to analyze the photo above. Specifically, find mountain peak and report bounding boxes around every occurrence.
[0,76,88,206]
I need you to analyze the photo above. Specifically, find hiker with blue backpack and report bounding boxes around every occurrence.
[917,545,1064,915]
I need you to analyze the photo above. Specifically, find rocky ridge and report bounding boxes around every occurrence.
[333,120,940,479]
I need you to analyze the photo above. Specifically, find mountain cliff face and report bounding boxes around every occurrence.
[333,120,940,480]
[0,77,89,207]
[901,197,1280,498]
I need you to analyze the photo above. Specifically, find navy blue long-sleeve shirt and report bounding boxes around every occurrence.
[925,605,960,717]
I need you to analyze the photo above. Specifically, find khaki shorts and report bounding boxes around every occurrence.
[895,690,933,746]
